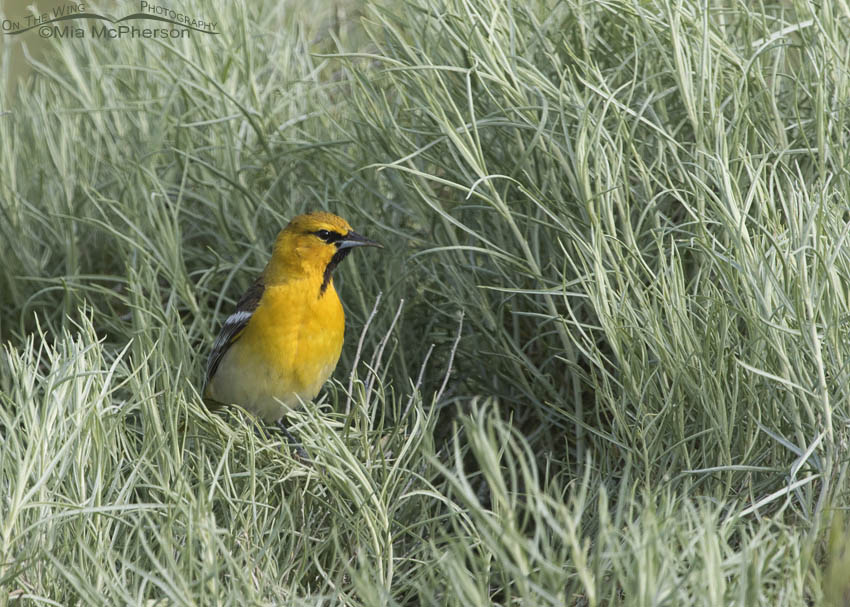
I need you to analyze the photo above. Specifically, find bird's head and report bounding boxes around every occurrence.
[265,211,382,289]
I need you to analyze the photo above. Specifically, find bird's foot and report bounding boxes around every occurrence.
[273,419,311,463]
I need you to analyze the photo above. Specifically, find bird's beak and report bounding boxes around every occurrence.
[338,231,383,250]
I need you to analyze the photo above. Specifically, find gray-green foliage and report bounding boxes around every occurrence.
[1,0,849,604]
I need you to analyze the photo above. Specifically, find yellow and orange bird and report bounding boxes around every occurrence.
[203,211,381,441]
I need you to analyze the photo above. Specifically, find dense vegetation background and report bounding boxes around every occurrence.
[2,0,849,604]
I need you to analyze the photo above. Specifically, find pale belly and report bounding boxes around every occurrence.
[206,284,345,421]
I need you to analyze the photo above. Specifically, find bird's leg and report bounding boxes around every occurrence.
[274,418,311,462]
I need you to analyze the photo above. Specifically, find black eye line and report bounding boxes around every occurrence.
[313,229,345,244]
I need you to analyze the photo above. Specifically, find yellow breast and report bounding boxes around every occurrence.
[206,279,345,421]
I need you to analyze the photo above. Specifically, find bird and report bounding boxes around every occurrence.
[202,211,382,451]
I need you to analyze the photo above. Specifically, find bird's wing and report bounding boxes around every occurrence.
[204,276,265,389]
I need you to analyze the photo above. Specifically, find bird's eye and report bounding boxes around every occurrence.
[316,230,331,241]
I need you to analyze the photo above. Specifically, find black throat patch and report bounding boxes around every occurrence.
[319,247,352,296]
